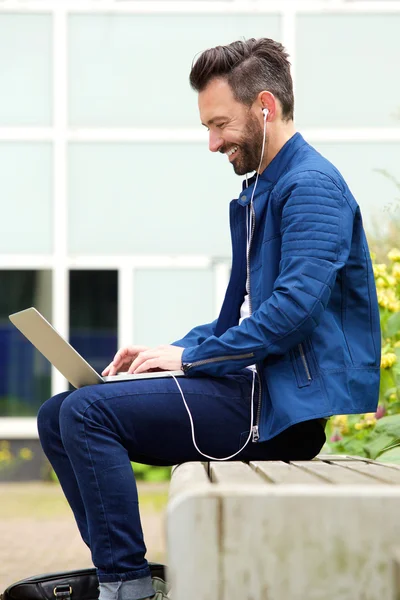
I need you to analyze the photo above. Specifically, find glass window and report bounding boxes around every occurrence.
[0,143,53,254]
[313,141,400,234]
[133,268,215,347]
[0,270,52,416]
[69,270,118,382]
[68,142,238,256]
[0,14,52,126]
[295,14,400,128]
[69,13,281,128]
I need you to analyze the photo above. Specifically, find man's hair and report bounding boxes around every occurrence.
[189,38,294,122]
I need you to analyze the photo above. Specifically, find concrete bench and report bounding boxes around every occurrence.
[167,455,400,600]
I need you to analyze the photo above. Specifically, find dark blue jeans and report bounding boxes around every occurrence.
[37,370,325,583]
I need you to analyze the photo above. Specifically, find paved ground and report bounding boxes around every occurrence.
[0,481,168,592]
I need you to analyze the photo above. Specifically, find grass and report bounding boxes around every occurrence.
[0,481,169,520]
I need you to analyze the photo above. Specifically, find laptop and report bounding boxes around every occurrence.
[9,307,184,389]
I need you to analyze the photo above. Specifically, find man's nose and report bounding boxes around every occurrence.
[209,131,224,153]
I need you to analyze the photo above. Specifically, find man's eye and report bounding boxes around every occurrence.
[217,123,227,129]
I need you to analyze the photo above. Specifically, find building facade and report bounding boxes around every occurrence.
[0,0,399,440]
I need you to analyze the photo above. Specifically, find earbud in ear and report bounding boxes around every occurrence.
[262,108,269,118]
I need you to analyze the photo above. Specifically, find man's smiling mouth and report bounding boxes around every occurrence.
[226,146,239,158]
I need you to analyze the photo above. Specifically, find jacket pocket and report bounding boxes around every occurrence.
[290,339,314,388]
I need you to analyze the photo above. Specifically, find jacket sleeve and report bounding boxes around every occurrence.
[170,319,218,349]
[181,171,353,376]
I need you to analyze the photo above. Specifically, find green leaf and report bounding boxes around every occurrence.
[375,414,400,436]
[131,462,151,480]
[376,444,400,464]
[340,437,367,457]
[144,467,171,482]
[386,312,400,338]
[384,386,398,399]
[364,433,396,459]
[380,369,396,398]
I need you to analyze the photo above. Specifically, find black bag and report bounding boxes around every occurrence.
[1,563,166,600]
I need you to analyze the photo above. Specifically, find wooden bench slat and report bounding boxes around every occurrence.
[250,460,328,484]
[210,461,265,485]
[392,547,400,599]
[316,454,371,462]
[169,462,210,498]
[373,460,400,471]
[219,489,400,600]
[291,460,383,485]
[330,460,400,484]
[167,492,220,598]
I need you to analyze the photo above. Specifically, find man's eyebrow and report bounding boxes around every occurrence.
[201,116,229,127]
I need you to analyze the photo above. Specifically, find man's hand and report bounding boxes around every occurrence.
[102,345,149,376]
[102,345,184,376]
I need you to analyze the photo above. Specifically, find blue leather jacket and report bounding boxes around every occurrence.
[173,133,381,443]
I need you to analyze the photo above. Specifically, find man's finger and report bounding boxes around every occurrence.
[112,345,149,366]
[102,362,113,376]
[112,347,131,365]
[128,351,156,373]
[108,359,127,376]
[130,357,159,374]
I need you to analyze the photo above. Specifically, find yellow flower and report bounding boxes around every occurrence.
[19,448,33,461]
[381,353,397,369]
[387,275,397,287]
[388,301,400,312]
[364,412,376,420]
[377,290,389,308]
[0,449,12,462]
[392,263,400,281]
[377,289,400,311]
[389,393,397,401]
[332,415,349,434]
[388,248,400,262]
[364,413,377,426]
[373,264,388,277]
[332,415,347,426]
[354,422,363,431]
[376,277,387,288]
[394,340,400,348]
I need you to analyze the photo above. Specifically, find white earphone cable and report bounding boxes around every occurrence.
[170,371,255,461]
[169,109,268,461]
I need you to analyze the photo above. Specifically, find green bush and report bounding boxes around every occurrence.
[131,462,171,482]
[50,462,172,483]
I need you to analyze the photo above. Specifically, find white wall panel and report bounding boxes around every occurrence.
[295,14,400,128]
[0,14,52,126]
[0,143,53,254]
[68,142,241,256]
[68,13,281,128]
[133,268,215,347]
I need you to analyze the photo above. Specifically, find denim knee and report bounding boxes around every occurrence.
[58,387,97,450]
[37,392,71,449]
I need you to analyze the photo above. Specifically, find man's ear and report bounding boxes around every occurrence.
[258,91,276,120]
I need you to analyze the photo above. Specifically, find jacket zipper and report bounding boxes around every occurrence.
[247,202,262,443]
[298,342,312,381]
[183,352,255,372]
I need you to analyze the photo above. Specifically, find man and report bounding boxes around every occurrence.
[37,38,381,600]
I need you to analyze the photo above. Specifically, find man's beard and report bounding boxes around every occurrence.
[220,112,265,176]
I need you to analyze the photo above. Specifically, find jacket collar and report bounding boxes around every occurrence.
[238,132,306,206]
